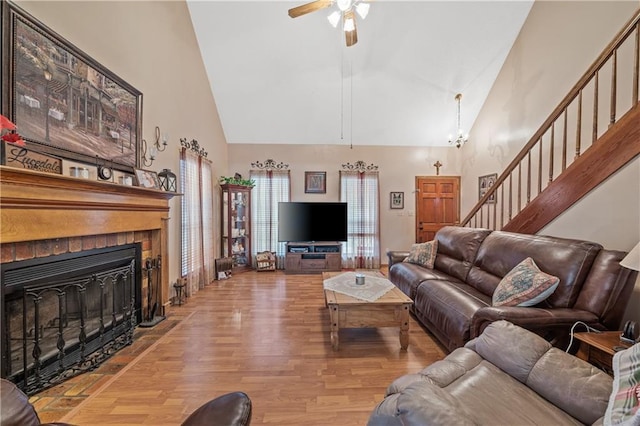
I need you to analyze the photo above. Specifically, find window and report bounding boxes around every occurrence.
[250,169,290,266]
[180,149,215,295]
[340,170,380,269]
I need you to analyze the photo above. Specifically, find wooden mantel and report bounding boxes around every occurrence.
[0,166,175,242]
[0,166,178,314]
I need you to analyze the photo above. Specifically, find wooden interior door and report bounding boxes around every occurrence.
[415,176,460,243]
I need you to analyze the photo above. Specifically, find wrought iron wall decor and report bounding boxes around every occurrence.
[2,2,142,172]
[141,126,168,167]
[251,159,289,170]
[341,160,378,172]
[180,138,208,158]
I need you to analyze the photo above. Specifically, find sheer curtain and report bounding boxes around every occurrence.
[340,170,380,269]
[180,148,215,296]
[250,169,290,268]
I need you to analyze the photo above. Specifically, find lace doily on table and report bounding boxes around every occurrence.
[323,272,395,302]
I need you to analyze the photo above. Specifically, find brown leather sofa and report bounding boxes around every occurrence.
[387,226,637,351]
[368,320,614,425]
[0,378,252,426]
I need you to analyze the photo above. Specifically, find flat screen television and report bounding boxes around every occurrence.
[278,202,348,242]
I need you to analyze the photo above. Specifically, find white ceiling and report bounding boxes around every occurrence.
[187,1,533,147]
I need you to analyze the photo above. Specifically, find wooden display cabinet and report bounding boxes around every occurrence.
[221,183,252,272]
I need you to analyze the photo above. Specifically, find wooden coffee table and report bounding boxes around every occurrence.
[322,271,413,351]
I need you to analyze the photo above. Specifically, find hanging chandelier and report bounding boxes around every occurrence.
[448,93,469,149]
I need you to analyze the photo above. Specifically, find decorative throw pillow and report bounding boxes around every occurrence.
[605,343,640,426]
[492,257,560,307]
[403,240,438,269]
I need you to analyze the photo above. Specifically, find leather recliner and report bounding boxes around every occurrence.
[0,378,252,426]
[368,320,616,425]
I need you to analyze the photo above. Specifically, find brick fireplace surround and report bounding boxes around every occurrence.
[0,165,176,325]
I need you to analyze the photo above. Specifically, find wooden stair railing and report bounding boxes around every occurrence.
[461,9,640,234]
[504,103,640,233]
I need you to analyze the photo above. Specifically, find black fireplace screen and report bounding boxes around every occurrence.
[1,244,142,395]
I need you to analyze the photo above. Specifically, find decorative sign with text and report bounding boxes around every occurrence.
[1,142,63,174]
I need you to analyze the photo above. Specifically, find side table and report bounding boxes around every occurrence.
[574,331,631,374]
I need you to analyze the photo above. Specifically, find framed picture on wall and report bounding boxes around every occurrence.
[3,2,142,173]
[305,171,326,194]
[478,173,497,204]
[390,192,404,209]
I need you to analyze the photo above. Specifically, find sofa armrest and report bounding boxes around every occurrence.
[387,251,410,267]
[470,307,599,339]
[181,392,252,426]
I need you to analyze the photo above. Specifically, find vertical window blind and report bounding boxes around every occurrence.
[250,170,290,267]
[340,170,380,269]
[180,149,215,296]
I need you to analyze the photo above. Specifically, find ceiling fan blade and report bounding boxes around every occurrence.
[288,0,333,18]
[344,10,358,47]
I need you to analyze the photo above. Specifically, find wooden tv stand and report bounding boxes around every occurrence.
[285,242,342,274]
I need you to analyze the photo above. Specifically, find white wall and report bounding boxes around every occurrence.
[543,158,640,324]
[15,1,229,288]
[462,1,640,324]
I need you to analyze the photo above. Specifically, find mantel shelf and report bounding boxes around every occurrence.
[0,166,181,200]
[0,166,177,243]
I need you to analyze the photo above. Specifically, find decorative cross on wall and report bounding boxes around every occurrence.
[433,161,443,176]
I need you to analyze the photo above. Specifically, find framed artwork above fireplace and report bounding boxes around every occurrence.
[2,1,143,173]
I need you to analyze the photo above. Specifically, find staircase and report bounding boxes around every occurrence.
[461,10,640,234]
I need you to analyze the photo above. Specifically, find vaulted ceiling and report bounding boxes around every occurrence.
[187,1,533,147]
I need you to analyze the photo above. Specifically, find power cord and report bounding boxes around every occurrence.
[565,321,600,352]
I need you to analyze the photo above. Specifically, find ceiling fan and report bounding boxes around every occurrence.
[288,0,371,47]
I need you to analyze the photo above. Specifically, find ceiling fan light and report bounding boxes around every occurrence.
[327,11,341,28]
[337,0,352,12]
[355,2,369,19]
[344,17,355,32]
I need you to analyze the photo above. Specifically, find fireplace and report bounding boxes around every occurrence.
[1,244,142,394]
[0,166,177,395]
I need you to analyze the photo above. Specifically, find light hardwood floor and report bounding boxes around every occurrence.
[50,270,446,425]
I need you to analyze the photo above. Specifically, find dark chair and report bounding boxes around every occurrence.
[0,378,252,426]
[181,391,252,426]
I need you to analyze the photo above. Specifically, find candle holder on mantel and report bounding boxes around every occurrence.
[158,168,177,192]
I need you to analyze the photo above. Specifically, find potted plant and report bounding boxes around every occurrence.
[219,175,255,187]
